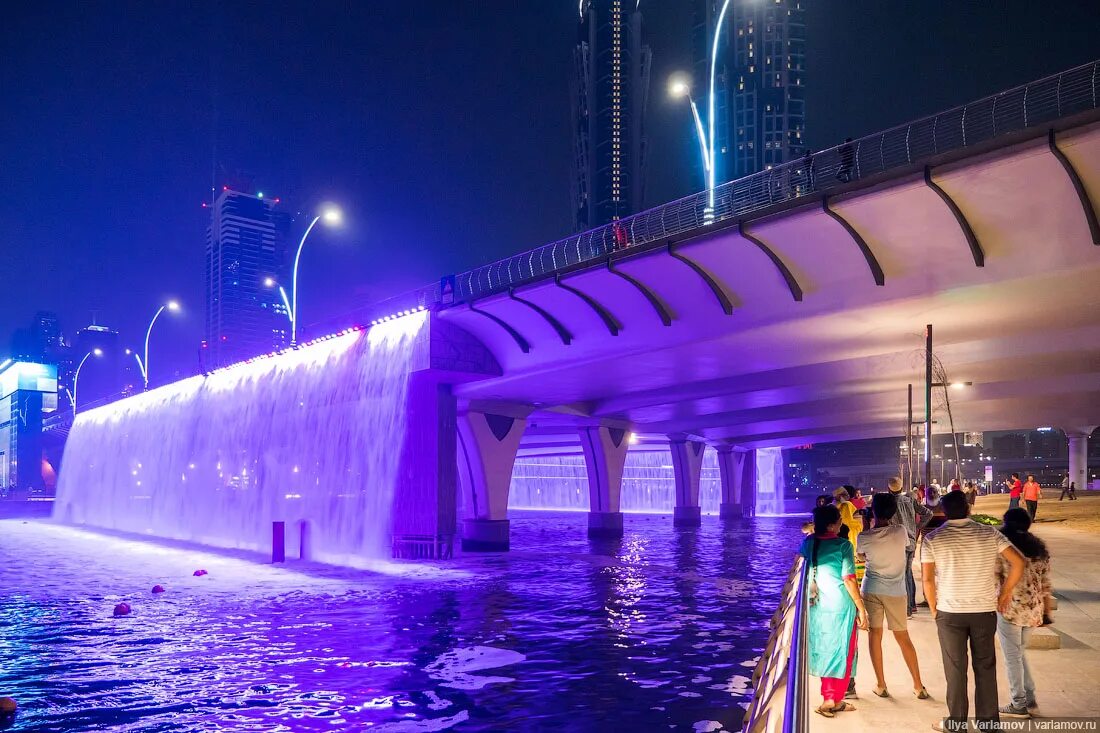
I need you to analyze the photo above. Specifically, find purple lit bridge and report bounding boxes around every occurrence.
[60,61,1100,559]
[375,61,1100,551]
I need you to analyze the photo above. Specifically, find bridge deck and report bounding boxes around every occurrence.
[811,494,1100,732]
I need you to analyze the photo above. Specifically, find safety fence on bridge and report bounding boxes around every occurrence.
[741,553,809,733]
[447,59,1099,304]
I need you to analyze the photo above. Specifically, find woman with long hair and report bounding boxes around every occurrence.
[801,504,869,717]
[996,508,1053,718]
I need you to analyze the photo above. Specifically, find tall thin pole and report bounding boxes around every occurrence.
[907,383,914,488]
[925,324,933,489]
[706,0,733,218]
[144,305,167,391]
[290,215,321,345]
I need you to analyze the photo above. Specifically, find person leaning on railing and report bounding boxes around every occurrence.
[801,504,869,718]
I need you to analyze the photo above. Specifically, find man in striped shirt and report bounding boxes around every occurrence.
[922,490,1025,732]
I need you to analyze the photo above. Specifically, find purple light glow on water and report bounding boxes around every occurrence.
[54,315,426,566]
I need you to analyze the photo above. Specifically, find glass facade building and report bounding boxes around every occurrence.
[693,0,806,181]
[0,361,58,494]
[205,190,292,368]
[572,0,652,231]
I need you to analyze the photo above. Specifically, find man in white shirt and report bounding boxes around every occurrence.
[922,490,1026,732]
[860,492,929,700]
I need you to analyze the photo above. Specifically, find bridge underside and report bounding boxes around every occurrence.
[441,120,1100,450]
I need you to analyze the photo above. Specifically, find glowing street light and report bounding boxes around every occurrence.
[290,205,342,344]
[69,348,103,414]
[668,74,710,190]
[264,277,294,325]
[143,300,180,390]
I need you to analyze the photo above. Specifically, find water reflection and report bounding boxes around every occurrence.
[0,512,802,732]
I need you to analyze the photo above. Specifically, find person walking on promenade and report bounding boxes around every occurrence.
[1006,472,1023,510]
[996,508,1053,719]
[1059,475,1077,501]
[834,487,864,552]
[965,481,978,507]
[922,490,1026,732]
[859,492,930,700]
[1022,474,1042,520]
[888,477,933,617]
[801,505,869,718]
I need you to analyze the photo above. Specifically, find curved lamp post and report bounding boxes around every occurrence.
[668,76,711,190]
[264,277,294,325]
[70,348,103,415]
[143,300,180,390]
[706,0,733,219]
[290,206,342,345]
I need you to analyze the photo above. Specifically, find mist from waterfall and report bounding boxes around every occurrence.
[508,449,722,514]
[54,315,426,566]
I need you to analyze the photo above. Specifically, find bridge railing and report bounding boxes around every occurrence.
[452,59,1099,303]
[741,553,809,733]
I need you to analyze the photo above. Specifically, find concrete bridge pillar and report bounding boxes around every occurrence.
[716,445,754,519]
[579,425,630,538]
[1064,428,1095,492]
[457,410,527,551]
[670,438,706,527]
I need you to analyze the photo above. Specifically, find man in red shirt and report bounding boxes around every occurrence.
[1005,473,1023,510]
[1022,474,1042,520]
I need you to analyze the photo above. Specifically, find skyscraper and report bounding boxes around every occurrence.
[205,189,292,368]
[572,0,652,231]
[692,0,806,182]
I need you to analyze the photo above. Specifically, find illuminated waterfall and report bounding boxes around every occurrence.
[54,315,426,566]
[754,446,786,516]
[508,449,721,514]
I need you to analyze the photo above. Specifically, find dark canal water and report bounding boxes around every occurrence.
[0,510,803,732]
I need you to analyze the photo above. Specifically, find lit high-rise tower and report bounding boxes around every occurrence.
[572,0,652,231]
[205,189,292,368]
[692,0,806,181]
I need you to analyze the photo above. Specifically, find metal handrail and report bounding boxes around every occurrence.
[450,59,1099,303]
[741,553,809,733]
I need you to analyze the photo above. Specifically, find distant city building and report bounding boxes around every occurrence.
[205,189,292,368]
[0,360,58,494]
[692,0,806,181]
[572,0,652,231]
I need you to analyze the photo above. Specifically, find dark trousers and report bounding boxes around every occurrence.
[935,611,999,728]
[1025,500,1037,519]
[905,548,917,612]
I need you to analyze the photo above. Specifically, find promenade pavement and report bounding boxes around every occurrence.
[809,505,1100,732]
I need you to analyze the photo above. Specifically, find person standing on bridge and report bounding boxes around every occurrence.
[801,504,869,718]
[995,508,1053,719]
[1059,475,1077,501]
[888,477,933,617]
[858,492,930,701]
[1022,475,1042,520]
[921,490,1026,732]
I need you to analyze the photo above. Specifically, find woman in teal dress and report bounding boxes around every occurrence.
[800,504,869,717]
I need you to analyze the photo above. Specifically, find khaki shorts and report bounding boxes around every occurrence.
[864,592,908,631]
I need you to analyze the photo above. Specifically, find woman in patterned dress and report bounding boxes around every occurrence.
[996,508,1053,718]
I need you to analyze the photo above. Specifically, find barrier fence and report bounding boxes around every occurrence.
[742,554,809,733]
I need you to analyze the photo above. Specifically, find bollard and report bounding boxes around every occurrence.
[299,520,311,561]
[272,520,286,563]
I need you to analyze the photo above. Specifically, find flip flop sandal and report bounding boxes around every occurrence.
[832,702,857,712]
[814,706,835,718]
[915,688,931,700]
[873,686,890,698]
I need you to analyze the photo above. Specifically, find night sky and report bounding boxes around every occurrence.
[2,2,1097,381]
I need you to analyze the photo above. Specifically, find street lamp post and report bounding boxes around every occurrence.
[264,277,294,326]
[289,206,342,345]
[143,301,180,390]
[668,77,710,190]
[70,348,103,415]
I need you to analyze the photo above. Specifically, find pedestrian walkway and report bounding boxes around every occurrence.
[809,520,1100,732]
